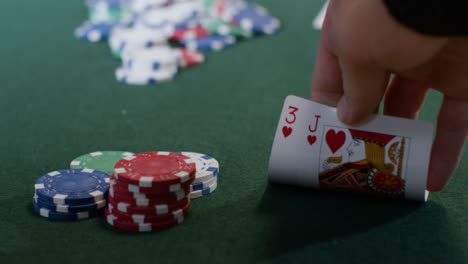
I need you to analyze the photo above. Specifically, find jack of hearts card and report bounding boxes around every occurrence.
[268,95,434,201]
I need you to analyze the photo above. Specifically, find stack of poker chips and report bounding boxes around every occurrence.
[114,46,204,85]
[32,150,218,225]
[74,0,281,85]
[33,169,110,220]
[178,152,219,199]
[105,151,197,232]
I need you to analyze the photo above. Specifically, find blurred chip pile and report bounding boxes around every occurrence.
[75,0,281,85]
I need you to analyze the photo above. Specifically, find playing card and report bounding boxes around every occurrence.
[268,95,434,201]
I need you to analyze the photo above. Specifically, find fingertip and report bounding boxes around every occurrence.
[426,169,449,192]
[337,97,354,124]
[337,96,373,125]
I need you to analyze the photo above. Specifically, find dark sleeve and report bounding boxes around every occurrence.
[383,0,468,36]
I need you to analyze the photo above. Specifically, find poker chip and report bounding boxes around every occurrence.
[207,0,280,35]
[33,194,107,213]
[191,176,217,191]
[230,2,280,35]
[110,176,192,196]
[34,168,110,206]
[109,24,174,56]
[120,45,180,69]
[105,210,184,232]
[110,185,187,201]
[129,0,170,14]
[89,8,123,23]
[183,34,236,52]
[114,45,181,85]
[190,180,217,199]
[170,26,212,42]
[108,196,189,215]
[107,200,190,223]
[175,152,219,183]
[105,151,197,232]
[176,48,205,68]
[70,151,134,175]
[201,17,248,37]
[74,21,117,42]
[32,198,104,221]
[114,151,196,186]
[139,1,201,28]
[115,67,177,85]
[109,189,187,206]
[174,11,201,29]
[86,0,124,9]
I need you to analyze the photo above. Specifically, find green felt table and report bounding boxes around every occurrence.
[1,0,467,263]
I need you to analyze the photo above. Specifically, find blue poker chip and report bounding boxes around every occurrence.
[32,198,104,221]
[34,168,110,206]
[231,3,280,35]
[182,34,236,52]
[74,21,117,42]
[33,194,107,213]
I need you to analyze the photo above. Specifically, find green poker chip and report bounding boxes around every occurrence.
[203,18,250,38]
[70,151,134,175]
[89,8,124,23]
[202,0,216,11]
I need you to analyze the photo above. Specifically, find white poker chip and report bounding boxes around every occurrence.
[177,152,219,183]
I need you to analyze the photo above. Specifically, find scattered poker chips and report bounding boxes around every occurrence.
[32,150,219,231]
[74,0,281,85]
[32,168,110,220]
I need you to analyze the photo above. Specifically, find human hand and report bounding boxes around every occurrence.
[311,0,468,191]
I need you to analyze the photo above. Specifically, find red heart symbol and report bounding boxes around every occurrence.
[307,135,317,146]
[326,129,346,154]
[282,126,292,138]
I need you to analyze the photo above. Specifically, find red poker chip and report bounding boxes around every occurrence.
[170,26,211,42]
[105,209,183,232]
[108,192,189,210]
[113,152,196,186]
[107,199,190,224]
[177,48,204,67]
[110,174,193,195]
[109,184,189,204]
[108,195,190,215]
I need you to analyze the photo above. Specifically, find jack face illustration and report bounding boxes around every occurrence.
[346,138,366,163]
[319,128,409,197]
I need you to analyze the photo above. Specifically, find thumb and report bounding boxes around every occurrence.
[337,59,389,124]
